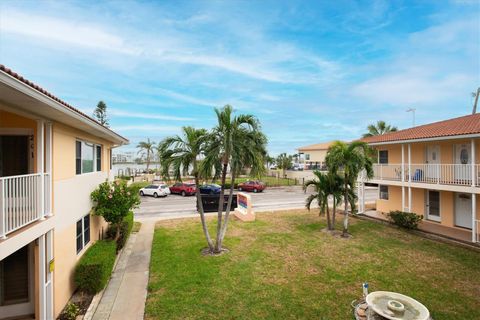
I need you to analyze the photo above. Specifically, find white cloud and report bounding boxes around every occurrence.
[109,109,195,121]
[112,124,181,133]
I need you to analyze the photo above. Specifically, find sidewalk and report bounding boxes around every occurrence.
[91,221,155,320]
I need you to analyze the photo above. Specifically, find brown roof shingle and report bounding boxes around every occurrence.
[361,113,480,144]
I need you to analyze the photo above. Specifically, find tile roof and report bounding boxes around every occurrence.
[0,64,127,142]
[298,141,337,151]
[361,113,480,144]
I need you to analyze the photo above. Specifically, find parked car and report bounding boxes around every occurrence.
[139,184,170,198]
[237,180,265,193]
[170,182,196,196]
[199,184,222,195]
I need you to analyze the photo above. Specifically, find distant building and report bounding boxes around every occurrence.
[112,151,135,163]
[297,141,338,170]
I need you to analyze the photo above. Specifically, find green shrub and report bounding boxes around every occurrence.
[61,302,80,320]
[129,181,149,194]
[388,210,423,229]
[107,211,134,250]
[74,240,116,293]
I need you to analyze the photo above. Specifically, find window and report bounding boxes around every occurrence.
[76,214,91,253]
[76,140,102,174]
[96,145,102,171]
[379,150,388,164]
[379,185,389,200]
[305,154,310,160]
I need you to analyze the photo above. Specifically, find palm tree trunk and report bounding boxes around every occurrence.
[146,150,150,172]
[195,175,214,252]
[342,182,349,237]
[332,197,336,229]
[215,162,228,252]
[217,170,236,250]
[326,198,332,230]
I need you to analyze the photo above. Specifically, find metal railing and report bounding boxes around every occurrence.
[0,173,49,238]
[371,164,480,187]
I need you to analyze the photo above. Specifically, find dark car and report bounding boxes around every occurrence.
[170,182,196,196]
[237,180,265,193]
[199,184,221,195]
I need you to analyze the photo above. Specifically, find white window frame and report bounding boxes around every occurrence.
[76,139,103,175]
[305,154,310,160]
[76,214,91,254]
[379,185,389,200]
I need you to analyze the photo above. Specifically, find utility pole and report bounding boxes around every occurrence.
[406,108,416,127]
[472,87,479,114]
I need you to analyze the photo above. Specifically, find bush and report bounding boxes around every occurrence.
[129,181,149,194]
[388,211,423,229]
[60,302,80,320]
[107,211,134,250]
[74,240,116,293]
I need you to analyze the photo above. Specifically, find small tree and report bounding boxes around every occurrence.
[93,101,109,127]
[362,120,397,138]
[91,181,140,240]
[276,153,292,177]
[137,138,155,172]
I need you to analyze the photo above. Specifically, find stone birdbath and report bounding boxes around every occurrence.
[364,291,430,320]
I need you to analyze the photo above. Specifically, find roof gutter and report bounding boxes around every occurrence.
[0,72,129,145]
[367,133,480,146]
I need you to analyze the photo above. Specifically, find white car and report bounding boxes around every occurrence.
[139,184,171,198]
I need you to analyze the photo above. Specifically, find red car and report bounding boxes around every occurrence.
[169,182,196,196]
[237,180,265,193]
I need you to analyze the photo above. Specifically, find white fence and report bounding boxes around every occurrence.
[0,173,48,238]
[372,164,480,186]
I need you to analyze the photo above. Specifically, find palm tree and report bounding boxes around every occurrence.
[265,155,276,169]
[276,153,292,177]
[157,127,215,251]
[202,105,266,253]
[137,138,155,172]
[362,120,397,138]
[325,141,373,237]
[304,171,343,230]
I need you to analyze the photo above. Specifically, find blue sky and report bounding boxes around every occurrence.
[0,0,479,155]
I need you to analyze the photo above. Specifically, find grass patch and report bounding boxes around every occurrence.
[146,210,480,320]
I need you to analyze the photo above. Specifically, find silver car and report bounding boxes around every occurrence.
[139,184,171,198]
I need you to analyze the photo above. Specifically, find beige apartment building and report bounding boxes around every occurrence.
[297,141,336,170]
[358,114,479,243]
[0,65,128,319]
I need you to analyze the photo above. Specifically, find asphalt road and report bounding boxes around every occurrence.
[134,186,378,221]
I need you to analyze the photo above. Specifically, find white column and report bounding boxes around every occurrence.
[45,122,53,216]
[38,234,46,320]
[408,144,412,212]
[36,120,45,220]
[473,193,477,243]
[45,230,54,318]
[402,144,405,212]
[472,139,476,187]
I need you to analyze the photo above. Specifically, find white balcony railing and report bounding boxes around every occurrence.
[476,220,480,243]
[0,173,49,238]
[371,164,480,187]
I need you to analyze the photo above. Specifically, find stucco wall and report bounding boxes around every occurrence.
[302,149,328,163]
[373,138,480,165]
[51,123,112,317]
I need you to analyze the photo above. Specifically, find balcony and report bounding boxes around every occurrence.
[0,173,51,238]
[370,163,480,187]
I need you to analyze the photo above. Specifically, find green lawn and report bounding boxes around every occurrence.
[146,211,480,319]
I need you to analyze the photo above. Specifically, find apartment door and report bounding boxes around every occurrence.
[426,145,440,181]
[0,135,30,177]
[0,244,34,318]
[454,143,471,183]
[426,190,441,222]
[455,193,472,229]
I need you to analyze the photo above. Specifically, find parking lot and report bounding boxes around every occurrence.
[134,186,379,221]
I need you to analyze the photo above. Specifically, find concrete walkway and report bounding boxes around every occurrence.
[92,221,155,320]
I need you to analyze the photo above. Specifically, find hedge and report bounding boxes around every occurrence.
[388,210,423,229]
[74,240,116,293]
[107,211,134,251]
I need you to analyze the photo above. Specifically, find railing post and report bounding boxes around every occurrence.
[472,193,477,243]
[1,178,5,239]
[472,139,476,187]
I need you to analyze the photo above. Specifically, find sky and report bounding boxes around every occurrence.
[0,0,479,156]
